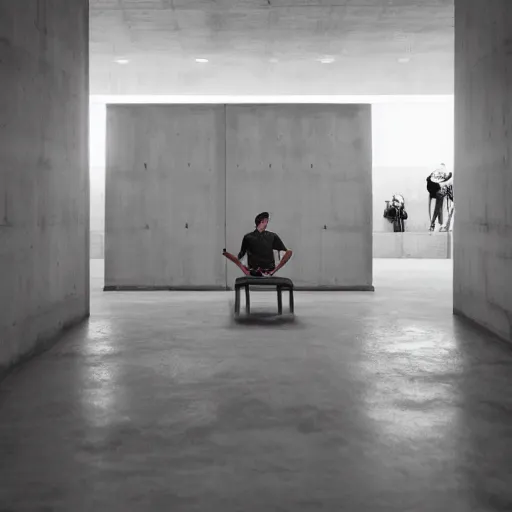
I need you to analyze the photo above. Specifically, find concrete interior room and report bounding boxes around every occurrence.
[1,1,512,510]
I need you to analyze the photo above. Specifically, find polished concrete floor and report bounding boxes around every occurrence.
[2,259,512,511]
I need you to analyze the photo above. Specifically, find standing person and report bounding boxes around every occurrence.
[237,212,293,277]
[383,194,408,232]
[440,182,455,232]
[426,163,453,231]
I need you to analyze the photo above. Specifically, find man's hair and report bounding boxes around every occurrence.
[255,212,269,226]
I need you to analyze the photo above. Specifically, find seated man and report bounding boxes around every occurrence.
[237,212,293,277]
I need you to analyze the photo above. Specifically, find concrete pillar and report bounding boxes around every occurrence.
[454,0,512,342]
[0,1,89,377]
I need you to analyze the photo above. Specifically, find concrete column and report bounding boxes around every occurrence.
[0,1,89,377]
[454,0,512,342]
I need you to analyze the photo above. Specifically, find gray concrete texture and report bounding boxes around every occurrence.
[91,100,455,260]
[4,260,512,511]
[105,104,373,290]
[105,105,227,289]
[0,1,89,376]
[226,104,373,289]
[91,166,105,259]
[453,0,512,343]
[374,232,452,259]
[89,0,454,96]
[95,164,449,259]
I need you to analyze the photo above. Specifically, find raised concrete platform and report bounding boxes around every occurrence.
[373,231,452,259]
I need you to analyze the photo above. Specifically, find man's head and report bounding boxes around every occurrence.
[255,212,269,231]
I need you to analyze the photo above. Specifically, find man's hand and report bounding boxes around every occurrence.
[271,250,293,275]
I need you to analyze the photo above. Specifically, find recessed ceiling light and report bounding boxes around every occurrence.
[318,56,335,64]
[114,58,129,65]
[195,58,209,63]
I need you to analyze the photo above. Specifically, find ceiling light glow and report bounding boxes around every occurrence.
[195,58,209,63]
[318,56,335,64]
[114,58,129,65]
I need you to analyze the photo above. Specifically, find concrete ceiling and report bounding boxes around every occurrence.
[89,0,454,96]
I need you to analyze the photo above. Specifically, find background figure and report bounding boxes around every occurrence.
[440,183,454,232]
[426,163,453,231]
[383,194,408,232]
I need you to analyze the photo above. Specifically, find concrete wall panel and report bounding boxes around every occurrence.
[454,0,512,342]
[90,101,455,256]
[105,105,226,289]
[374,233,451,259]
[225,105,373,289]
[0,1,89,376]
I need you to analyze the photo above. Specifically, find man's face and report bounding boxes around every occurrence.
[260,218,269,230]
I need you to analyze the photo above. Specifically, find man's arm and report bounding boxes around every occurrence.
[271,234,293,275]
[237,235,248,261]
[223,237,250,276]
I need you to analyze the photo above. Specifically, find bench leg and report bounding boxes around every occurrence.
[234,287,240,315]
[277,286,283,315]
[289,289,294,314]
[245,285,251,314]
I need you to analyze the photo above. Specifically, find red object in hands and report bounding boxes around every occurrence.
[222,250,250,275]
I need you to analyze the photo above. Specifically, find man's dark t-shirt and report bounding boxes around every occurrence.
[238,230,287,271]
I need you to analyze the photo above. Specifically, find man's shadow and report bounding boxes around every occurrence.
[225,300,304,329]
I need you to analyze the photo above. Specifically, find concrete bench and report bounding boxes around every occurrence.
[234,277,294,316]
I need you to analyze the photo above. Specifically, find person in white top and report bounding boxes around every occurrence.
[426,163,453,231]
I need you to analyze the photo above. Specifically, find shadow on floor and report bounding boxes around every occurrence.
[225,301,304,329]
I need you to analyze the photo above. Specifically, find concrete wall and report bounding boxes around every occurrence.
[225,104,373,289]
[91,99,454,258]
[105,105,226,289]
[105,104,372,289]
[374,233,451,259]
[454,0,512,342]
[0,1,89,376]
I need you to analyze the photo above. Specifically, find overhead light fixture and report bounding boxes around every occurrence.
[114,58,129,65]
[318,56,335,64]
[398,57,411,64]
[195,58,209,63]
